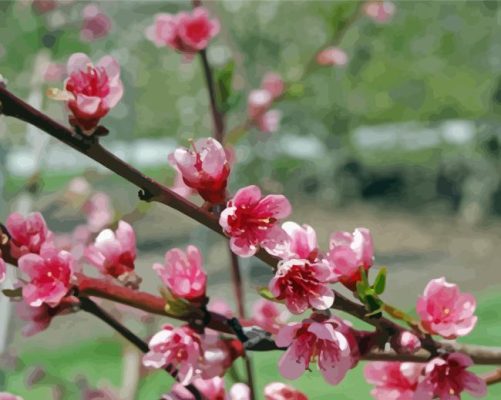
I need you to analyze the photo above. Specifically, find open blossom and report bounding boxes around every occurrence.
[261,73,284,100]
[270,258,333,314]
[327,227,374,290]
[316,47,349,66]
[219,185,292,257]
[19,244,74,307]
[416,277,477,339]
[146,8,219,56]
[250,299,289,335]
[276,317,356,385]
[276,221,319,260]
[364,1,396,24]
[85,221,136,279]
[143,324,201,385]
[153,245,207,301]
[364,361,424,400]
[170,138,230,204]
[48,53,123,133]
[6,212,52,258]
[264,382,308,400]
[415,353,486,400]
[16,302,54,337]
[81,4,112,42]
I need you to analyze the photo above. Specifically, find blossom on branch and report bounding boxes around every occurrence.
[416,277,477,339]
[170,138,230,204]
[163,377,249,400]
[199,333,243,380]
[247,73,284,133]
[153,245,207,302]
[264,382,308,400]
[48,53,123,134]
[146,7,220,57]
[85,221,136,280]
[219,185,291,257]
[19,244,75,308]
[6,212,52,258]
[250,299,289,335]
[364,361,423,400]
[316,47,349,67]
[364,1,396,24]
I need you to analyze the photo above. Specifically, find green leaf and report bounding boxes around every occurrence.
[365,293,383,313]
[215,60,237,113]
[356,281,367,301]
[159,287,193,317]
[373,267,387,295]
[257,287,283,303]
[360,266,369,287]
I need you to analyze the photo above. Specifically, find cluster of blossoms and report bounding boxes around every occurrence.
[247,73,284,133]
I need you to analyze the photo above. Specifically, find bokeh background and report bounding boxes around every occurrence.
[1,0,501,398]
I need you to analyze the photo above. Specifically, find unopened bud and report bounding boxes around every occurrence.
[391,331,421,354]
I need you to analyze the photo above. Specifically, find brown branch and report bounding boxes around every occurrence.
[483,369,501,386]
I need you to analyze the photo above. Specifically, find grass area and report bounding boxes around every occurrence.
[2,292,501,399]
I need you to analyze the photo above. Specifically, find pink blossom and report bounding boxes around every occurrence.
[82,192,114,233]
[276,317,355,385]
[415,353,486,400]
[416,277,477,339]
[364,1,396,24]
[316,47,349,67]
[171,167,196,198]
[198,333,243,379]
[208,298,234,318]
[6,212,52,258]
[19,244,74,307]
[0,257,5,283]
[264,382,308,400]
[250,299,289,335]
[261,73,285,100]
[0,393,23,400]
[153,245,207,302]
[170,138,230,204]
[247,89,273,120]
[80,4,112,42]
[48,53,123,133]
[277,221,318,260]
[327,227,374,290]
[143,324,202,385]
[390,331,421,355]
[364,361,423,400]
[85,221,136,279]
[146,8,219,56]
[256,110,282,133]
[219,185,292,257]
[163,377,225,400]
[16,302,53,336]
[270,258,333,314]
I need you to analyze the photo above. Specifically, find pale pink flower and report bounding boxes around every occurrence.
[270,258,333,314]
[264,382,308,400]
[16,302,53,336]
[256,110,282,133]
[261,73,284,100]
[219,185,292,257]
[364,1,396,24]
[0,257,5,283]
[364,361,423,400]
[80,4,112,42]
[171,167,196,199]
[146,8,219,56]
[391,331,421,355]
[415,353,487,400]
[275,221,318,260]
[48,53,123,133]
[170,138,230,204]
[153,245,207,302]
[19,244,74,307]
[316,47,349,67]
[143,324,202,385]
[208,298,234,318]
[327,227,374,290]
[0,393,23,400]
[164,377,249,400]
[229,383,250,400]
[85,221,136,279]
[416,277,477,339]
[199,333,242,379]
[276,317,355,385]
[82,192,114,233]
[247,89,273,120]
[6,212,52,258]
[251,299,289,335]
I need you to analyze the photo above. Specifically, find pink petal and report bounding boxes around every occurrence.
[278,344,307,380]
[97,55,120,79]
[116,221,136,256]
[67,52,92,75]
[256,194,292,219]
[229,236,257,258]
[275,323,300,347]
[18,254,44,279]
[462,371,487,397]
[76,94,101,115]
[308,285,334,310]
[0,258,5,283]
[232,185,262,208]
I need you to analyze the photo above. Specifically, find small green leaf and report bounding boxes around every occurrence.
[286,83,304,98]
[373,267,387,295]
[360,266,369,287]
[257,287,283,303]
[365,293,383,313]
[356,281,367,301]
[159,287,192,317]
[215,60,237,113]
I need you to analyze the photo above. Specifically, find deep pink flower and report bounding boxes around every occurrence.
[247,89,273,120]
[146,8,219,56]
[364,1,396,24]
[16,302,53,337]
[415,353,487,400]
[82,192,114,233]
[170,138,230,204]
[316,47,349,66]
[256,110,282,133]
[0,393,23,400]
[81,4,112,42]
[264,382,308,400]
[364,361,423,400]
[48,53,123,133]
[143,324,202,385]
[416,277,477,339]
[153,245,207,302]
[219,185,292,257]
[261,73,284,100]
[250,299,289,335]
[327,227,374,290]
[85,221,136,279]
[6,212,52,258]
[269,258,333,314]
[276,317,355,385]
[0,257,5,283]
[19,244,74,307]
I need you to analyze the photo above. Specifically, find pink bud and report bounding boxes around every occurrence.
[391,331,421,354]
[247,89,273,120]
[256,110,282,133]
[364,361,423,400]
[80,4,112,42]
[416,277,477,339]
[6,212,52,258]
[261,72,284,100]
[264,382,308,400]
[364,1,396,24]
[316,47,349,67]
[153,245,207,301]
[219,185,292,257]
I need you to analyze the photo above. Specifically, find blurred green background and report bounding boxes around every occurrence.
[1,0,501,398]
